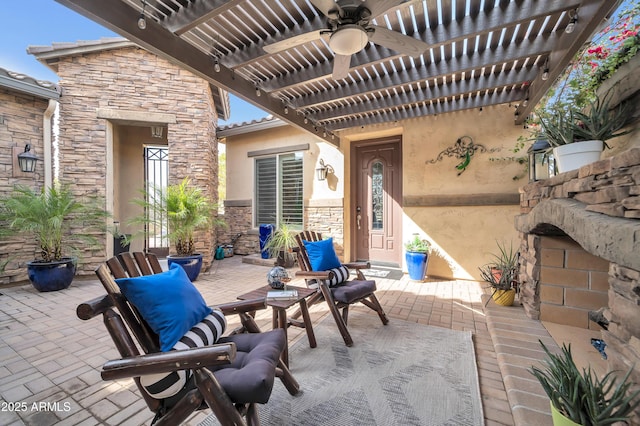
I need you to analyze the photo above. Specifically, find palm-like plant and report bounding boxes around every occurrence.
[0,183,108,262]
[530,340,640,426]
[130,178,221,256]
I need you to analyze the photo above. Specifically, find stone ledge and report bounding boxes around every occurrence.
[484,296,558,426]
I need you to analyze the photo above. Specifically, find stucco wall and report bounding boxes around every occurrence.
[223,105,525,280]
[54,46,219,273]
[341,104,524,280]
[0,88,48,284]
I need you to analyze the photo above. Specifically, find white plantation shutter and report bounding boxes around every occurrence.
[254,153,303,228]
[279,154,303,226]
[255,157,277,225]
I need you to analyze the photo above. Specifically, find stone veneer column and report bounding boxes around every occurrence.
[55,47,219,273]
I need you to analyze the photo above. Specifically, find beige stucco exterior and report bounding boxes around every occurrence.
[223,103,528,280]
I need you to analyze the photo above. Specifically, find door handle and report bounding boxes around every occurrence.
[356,206,361,230]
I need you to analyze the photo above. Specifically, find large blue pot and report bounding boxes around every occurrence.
[167,254,203,281]
[27,257,77,292]
[406,251,429,281]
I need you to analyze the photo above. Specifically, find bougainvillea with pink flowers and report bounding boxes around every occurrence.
[542,1,639,112]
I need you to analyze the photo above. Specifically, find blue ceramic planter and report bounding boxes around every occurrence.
[167,254,203,281]
[27,257,77,292]
[406,251,429,281]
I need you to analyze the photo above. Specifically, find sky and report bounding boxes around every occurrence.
[0,0,268,125]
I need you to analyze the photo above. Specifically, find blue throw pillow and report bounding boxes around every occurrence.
[115,264,212,352]
[303,237,342,271]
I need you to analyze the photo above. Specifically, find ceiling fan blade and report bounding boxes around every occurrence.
[263,30,324,54]
[332,54,351,79]
[363,0,407,19]
[309,0,342,19]
[369,25,429,57]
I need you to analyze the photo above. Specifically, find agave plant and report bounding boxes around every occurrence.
[0,183,108,262]
[529,340,640,426]
[572,92,633,147]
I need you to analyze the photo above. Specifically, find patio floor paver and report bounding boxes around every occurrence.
[0,254,555,425]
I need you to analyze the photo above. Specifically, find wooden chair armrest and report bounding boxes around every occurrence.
[214,298,266,315]
[295,270,334,279]
[101,343,236,381]
[343,261,371,270]
[77,295,114,320]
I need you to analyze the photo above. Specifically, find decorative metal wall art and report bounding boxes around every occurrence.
[426,136,500,175]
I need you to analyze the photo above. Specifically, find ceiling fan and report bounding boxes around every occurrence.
[263,0,430,79]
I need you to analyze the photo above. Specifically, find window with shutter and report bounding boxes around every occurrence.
[254,153,303,228]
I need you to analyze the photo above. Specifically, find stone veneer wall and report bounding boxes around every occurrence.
[0,89,48,284]
[220,199,345,258]
[516,147,640,417]
[55,46,219,274]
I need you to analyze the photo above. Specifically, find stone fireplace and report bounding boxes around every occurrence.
[516,147,640,413]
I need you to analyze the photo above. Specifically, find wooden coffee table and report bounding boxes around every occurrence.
[237,285,317,366]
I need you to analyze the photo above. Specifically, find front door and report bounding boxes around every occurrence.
[353,138,402,266]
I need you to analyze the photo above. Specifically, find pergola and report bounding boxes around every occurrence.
[54,0,620,144]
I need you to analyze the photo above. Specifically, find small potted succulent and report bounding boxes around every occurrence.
[530,340,640,426]
[405,234,432,281]
[478,240,519,306]
[536,91,633,173]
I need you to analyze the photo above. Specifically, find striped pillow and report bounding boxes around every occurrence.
[326,265,350,287]
[139,309,227,399]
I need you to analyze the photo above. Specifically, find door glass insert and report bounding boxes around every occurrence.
[371,161,383,230]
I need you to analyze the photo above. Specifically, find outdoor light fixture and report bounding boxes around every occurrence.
[528,139,555,181]
[151,126,164,138]
[565,10,578,34]
[137,0,147,30]
[255,85,261,97]
[17,144,39,173]
[541,59,550,81]
[213,57,221,73]
[316,158,333,181]
[329,25,369,55]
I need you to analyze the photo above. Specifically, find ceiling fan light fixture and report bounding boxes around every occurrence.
[329,25,368,56]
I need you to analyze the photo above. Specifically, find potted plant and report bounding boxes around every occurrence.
[0,183,108,292]
[263,222,298,268]
[405,234,432,281]
[530,340,640,426]
[479,240,519,306]
[128,178,222,281]
[537,91,633,173]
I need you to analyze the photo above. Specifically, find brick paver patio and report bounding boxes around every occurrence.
[0,255,556,425]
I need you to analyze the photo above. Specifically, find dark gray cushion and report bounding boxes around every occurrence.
[212,329,286,404]
[331,280,376,304]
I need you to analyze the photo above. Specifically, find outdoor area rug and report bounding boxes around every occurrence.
[200,313,483,425]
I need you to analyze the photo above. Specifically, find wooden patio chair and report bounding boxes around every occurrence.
[293,231,389,346]
[77,252,299,426]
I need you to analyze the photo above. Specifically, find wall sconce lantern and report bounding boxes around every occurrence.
[151,126,164,138]
[528,139,555,181]
[17,144,39,173]
[316,159,333,181]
